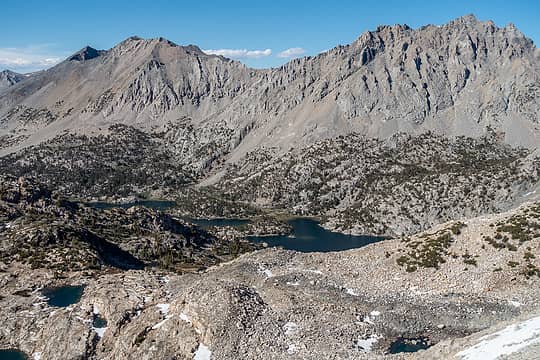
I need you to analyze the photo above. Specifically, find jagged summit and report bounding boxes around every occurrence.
[449,13,481,25]
[114,36,202,51]
[67,46,105,62]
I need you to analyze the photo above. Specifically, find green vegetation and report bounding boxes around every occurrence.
[395,222,466,271]
[480,204,540,279]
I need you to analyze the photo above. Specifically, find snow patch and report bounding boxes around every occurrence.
[76,316,92,324]
[193,343,212,360]
[356,334,382,352]
[180,312,192,324]
[346,288,358,296]
[287,344,298,354]
[370,310,381,317]
[363,315,375,325]
[93,304,100,314]
[523,190,536,197]
[286,281,300,286]
[152,315,173,330]
[456,316,540,360]
[156,303,170,315]
[33,352,41,360]
[93,326,107,338]
[180,312,202,334]
[284,322,299,336]
[508,300,522,307]
[258,266,274,278]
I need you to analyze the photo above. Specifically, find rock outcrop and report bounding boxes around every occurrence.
[0,176,257,272]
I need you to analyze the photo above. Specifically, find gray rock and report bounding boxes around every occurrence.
[0,70,24,93]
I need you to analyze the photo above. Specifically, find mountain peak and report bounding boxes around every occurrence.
[111,36,205,58]
[149,37,204,54]
[0,69,25,91]
[0,69,22,77]
[454,13,480,25]
[127,35,143,42]
[68,46,104,62]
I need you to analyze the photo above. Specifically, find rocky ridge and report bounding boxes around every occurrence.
[1,15,539,160]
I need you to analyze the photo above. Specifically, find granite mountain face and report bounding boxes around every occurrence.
[1,15,540,155]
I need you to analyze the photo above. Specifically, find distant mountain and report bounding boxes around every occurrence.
[0,70,25,92]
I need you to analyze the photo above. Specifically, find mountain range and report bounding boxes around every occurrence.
[2,15,540,154]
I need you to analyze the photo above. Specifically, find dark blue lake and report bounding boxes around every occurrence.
[0,350,28,360]
[42,285,85,307]
[248,218,385,252]
[86,201,385,252]
[93,314,107,328]
[388,338,431,353]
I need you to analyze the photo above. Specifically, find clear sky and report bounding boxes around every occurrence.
[1,0,539,72]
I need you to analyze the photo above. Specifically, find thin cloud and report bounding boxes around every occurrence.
[203,48,272,59]
[277,47,306,59]
[0,45,64,73]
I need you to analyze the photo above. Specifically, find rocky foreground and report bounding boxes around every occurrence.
[0,192,538,359]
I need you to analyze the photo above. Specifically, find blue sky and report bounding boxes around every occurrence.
[1,0,539,72]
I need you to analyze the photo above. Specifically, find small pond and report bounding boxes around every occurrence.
[42,285,85,307]
[0,349,28,360]
[388,337,431,353]
[86,200,176,210]
[248,218,386,252]
[93,314,107,328]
